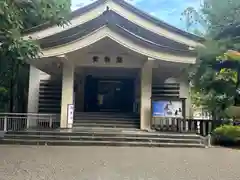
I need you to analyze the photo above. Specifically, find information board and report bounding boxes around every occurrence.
[67,104,74,127]
[152,100,183,118]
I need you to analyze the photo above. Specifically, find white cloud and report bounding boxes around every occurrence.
[71,0,96,10]
[71,0,146,10]
[150,12,157,16]
[126,0,145,5]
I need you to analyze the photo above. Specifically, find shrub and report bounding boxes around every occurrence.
[212,125,240,147]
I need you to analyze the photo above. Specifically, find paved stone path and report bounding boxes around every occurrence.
[0,146,239,180]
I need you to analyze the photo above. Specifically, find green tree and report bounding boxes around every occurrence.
[0,0,71,112]
[182,0,240,37]
[183,0,240,119]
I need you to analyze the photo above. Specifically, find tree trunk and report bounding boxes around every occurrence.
[8,58,19,113]
[235,68,240,105]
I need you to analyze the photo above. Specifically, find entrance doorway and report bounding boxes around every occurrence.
[84,76,134,112]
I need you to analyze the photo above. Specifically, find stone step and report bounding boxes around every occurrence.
[5,130,202,140]
[4,134,202,144]
[73,120,140,124]
[74,116,140,121]
[74,113,139,118]
[39,103,61,107]
[72,127,140,132]
[0,139,205,148]
[73,123,139,128]
[75,112,138,115]
[74,116,139,121]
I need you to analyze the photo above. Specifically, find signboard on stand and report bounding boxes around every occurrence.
[152,100,183,118]
[67,104,74,128]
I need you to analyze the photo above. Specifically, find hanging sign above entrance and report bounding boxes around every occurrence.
[152,100,183,118]
[67,104,74,128]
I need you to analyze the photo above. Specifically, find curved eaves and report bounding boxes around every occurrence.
[38,10,191,51]
[39,11,195,55]
[40,26,196,64]
[40,23,195,56]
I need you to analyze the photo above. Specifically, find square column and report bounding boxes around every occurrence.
[27,65,41,128]
[27,65,41,114]
[60,62,74,128]
[179,77,192,118]
[140,59,154,130]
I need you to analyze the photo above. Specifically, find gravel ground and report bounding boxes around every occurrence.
[0,146,239,180]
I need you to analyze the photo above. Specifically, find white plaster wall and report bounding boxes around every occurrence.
[27,65,52,114]
[27,66,53,127]
[152,67,180,85]
[70,54,145,68]
[67,39,146,69]
[40,71,51,80]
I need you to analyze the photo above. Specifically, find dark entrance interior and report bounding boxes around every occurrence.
[84,76,134,112]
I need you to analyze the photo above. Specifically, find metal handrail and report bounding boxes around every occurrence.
[0,113,59,116]
[0,113,60,132]
[152,117,233,137]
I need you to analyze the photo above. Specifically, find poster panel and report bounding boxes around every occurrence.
[152,100,183,118]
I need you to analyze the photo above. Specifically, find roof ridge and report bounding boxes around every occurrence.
[24,0,204,43]
[112,0,203,41]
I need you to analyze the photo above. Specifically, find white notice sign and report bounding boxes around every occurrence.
[67,104,74,128]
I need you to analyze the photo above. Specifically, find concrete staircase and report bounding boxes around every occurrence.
[0,128,205,148]
[38,79,61,114]
[73,112,140,129]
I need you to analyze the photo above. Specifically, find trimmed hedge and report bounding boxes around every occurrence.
[212,125,240,147]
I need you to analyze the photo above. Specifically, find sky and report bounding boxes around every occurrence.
[71,0,201,31]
